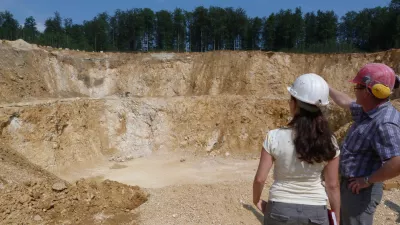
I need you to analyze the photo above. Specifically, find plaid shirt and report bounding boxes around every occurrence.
[340,101,400,178]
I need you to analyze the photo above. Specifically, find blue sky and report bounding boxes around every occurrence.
[0,0,391,32]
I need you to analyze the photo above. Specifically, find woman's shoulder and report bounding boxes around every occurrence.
[266,127,293,140]
[268,126,292,134]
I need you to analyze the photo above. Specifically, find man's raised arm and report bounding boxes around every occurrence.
[329,86,354,110]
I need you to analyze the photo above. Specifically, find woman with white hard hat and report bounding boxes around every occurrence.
[253,73,341,225]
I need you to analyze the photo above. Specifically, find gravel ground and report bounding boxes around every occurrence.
[136,180,400,225]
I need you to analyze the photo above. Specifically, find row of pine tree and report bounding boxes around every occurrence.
[0,0,399,53]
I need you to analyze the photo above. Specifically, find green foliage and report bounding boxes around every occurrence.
[0,11,20,40]
[0,1,398,53]
[23,16,38,42]
[156,10,174,50]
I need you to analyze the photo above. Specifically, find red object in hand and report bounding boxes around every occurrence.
[328,209,338,225]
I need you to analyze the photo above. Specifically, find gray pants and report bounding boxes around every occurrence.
[340,178,383,225]
[264,201,329,225]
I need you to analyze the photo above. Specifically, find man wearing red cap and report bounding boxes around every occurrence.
[329,63,400,225]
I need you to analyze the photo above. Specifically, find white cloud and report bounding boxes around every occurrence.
[36,22,45,32]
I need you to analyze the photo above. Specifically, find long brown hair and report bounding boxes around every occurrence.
[288,96,336,164]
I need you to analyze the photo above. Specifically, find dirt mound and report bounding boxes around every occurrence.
[0,179,148,225]
[2,39,39,51]
[0,146,61,187]
[0,144,148,225]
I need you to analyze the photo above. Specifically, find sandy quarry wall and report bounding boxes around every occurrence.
[0,99,108,171]
[0,95,349,171]
[1,39,400,103]
[0,39,399,171]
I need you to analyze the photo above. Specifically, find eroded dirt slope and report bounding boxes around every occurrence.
[1,39,399,103]
[0,96,350,171]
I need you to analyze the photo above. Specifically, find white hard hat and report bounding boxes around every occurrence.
[287,73,329,106]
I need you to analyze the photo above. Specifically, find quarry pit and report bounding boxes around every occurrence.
[1,40,400,224]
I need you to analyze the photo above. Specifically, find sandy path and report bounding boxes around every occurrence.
[58,152,260,188]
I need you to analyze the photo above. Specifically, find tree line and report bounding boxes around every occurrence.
[0,0,399,53]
